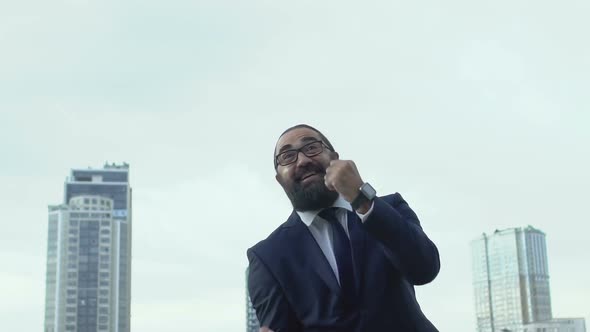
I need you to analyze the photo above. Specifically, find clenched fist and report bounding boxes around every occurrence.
[324,160,364,204]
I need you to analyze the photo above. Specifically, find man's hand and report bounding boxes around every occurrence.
[260,327,274,332]
[324,160,364,203]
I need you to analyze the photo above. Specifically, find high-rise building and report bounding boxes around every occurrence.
[471,226,552,332]
[522,318,586,332]
[44,163,132,332]
[246,267,260,332]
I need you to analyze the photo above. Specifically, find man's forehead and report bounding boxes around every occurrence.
[275,128,321,152]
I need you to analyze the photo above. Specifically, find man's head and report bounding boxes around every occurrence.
[274,124,339,211]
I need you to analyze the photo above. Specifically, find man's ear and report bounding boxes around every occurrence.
[332,151,340,160]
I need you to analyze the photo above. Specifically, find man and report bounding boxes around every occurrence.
[247,124,440,332]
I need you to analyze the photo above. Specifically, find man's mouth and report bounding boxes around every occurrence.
[299,172,321,183]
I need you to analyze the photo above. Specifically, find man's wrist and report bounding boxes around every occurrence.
[351,182,377,211]
[355,200,372,214]
[355,199,375,223]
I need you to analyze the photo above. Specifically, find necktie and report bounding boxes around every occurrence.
[318,207,356,306]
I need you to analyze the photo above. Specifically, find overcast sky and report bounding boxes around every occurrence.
[1,0,589,331]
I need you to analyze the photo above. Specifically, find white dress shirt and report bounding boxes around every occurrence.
[296,196,374,285]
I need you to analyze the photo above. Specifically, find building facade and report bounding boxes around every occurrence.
[246,267,260,332]
[521,318,586,332]
[44,163,132,332]
[471,226,552,332]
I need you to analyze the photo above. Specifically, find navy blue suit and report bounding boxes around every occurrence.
[247,193,440,332]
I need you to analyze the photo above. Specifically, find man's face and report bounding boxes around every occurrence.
[275,127,339,211]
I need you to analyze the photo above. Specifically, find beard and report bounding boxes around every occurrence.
[281,165,339,211]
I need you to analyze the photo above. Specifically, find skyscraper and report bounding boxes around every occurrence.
[471,226,552,332]
[246,267,260,332]
[44,163,132,332]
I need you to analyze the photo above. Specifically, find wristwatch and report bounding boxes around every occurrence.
[351,182,377,210]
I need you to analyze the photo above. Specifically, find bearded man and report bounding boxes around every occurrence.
[247,124,440,332]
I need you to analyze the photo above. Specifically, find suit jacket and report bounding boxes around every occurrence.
[247,193,440,332]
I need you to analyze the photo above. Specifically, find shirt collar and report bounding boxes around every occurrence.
[296,196,353,227]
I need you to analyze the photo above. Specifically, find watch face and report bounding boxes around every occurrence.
[361,183,377,199]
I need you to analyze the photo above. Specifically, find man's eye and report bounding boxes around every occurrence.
[281,151,296,161]
[304,144,320,153]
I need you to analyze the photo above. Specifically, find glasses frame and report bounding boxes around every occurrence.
[275,140,332,166]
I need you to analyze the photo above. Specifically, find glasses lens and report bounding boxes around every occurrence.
[276,141,324,166]
[278,151,297,165]
[302,142,323,157]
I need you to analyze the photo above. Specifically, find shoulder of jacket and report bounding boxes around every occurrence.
[247,215,298,257]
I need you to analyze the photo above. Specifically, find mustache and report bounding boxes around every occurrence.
[294,164,326,182]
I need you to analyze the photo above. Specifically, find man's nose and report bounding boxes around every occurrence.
[295,151,313,168]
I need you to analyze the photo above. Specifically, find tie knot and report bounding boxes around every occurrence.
[318,207,340,223]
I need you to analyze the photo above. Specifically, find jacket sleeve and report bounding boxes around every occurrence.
[362,193,440,285]
[247,248,302,332]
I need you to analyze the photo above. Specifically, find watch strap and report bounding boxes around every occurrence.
[351,191,368,210]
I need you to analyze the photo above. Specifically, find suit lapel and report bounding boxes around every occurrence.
[285,211,340,294]
[347,210,366,295]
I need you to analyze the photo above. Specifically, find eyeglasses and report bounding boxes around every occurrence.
[275,141,331,166]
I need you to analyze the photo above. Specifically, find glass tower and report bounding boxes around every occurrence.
[471,226,552,332]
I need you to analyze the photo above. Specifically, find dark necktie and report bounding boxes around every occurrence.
[318,207,356,306]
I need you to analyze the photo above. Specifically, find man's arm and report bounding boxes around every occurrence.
[362,193,440,285]
[247,248,301,332]
[323,160,440,285]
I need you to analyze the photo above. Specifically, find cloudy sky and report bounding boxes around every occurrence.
[1,0,589,331]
